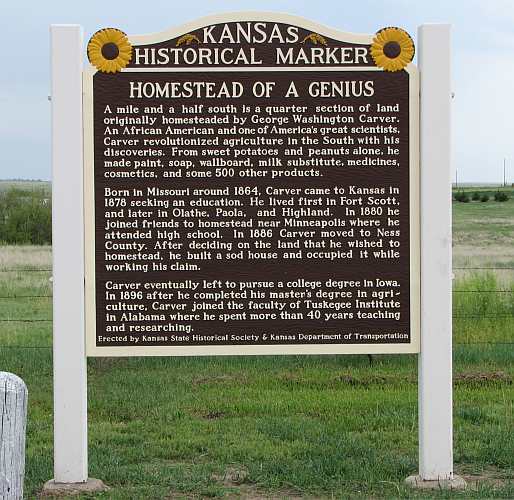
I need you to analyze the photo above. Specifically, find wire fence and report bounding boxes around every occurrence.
[0,269,52,272]
[1,266,513,348]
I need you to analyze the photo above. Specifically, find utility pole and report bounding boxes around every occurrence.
[503,158,506,187]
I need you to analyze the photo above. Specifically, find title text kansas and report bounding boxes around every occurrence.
[133,22,370,66]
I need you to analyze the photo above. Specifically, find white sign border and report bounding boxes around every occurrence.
[83,12,420,357]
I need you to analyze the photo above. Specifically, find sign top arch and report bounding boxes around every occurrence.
[85,12,417,75]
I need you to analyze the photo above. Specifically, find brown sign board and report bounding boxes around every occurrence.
[84,13,420,356]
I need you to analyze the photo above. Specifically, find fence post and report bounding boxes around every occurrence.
[43,24,107,495]
[0,372,28,500]
[406,24,466,490]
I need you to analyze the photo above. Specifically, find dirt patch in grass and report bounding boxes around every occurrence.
[228,486,306,499]
[201,410,226,420]
[165,466,305,499]
[165,494,199,499]
[166,487,305,499]
[279,372,415,388]
[212,472,307,500]
[278,371,324,387]
[296,371,513,388]
[212,466,249,486]
[334,373,413,387]
[456,465,512,490]
[455,370,512,386]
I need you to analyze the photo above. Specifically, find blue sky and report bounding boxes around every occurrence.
[1,0,513,182]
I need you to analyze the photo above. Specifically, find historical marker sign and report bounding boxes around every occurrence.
[83,14,420,356]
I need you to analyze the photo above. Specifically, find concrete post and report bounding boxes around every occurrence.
[0,372,28,500]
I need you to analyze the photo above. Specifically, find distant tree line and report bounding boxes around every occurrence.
[454,190,509,203]
[0,188,51,244]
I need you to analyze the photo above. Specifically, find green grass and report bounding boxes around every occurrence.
[1,348,511,498]
[0,247,512,499]
[453,198,514,247]
[0,184,512,498]
[454,273,514,344]
[453,187,514,276]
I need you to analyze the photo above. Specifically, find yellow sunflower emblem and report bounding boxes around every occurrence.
[370,27,414,72]
[87,28,132,73]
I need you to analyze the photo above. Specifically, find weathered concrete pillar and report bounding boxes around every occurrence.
[0,372,28,500]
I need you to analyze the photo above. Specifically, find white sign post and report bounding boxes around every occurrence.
[43,24,107,495]
[405,24,465,490]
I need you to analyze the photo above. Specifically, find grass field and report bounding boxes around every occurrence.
[453,187,514,271]
[0,179,51,193]
[0,189,512,498]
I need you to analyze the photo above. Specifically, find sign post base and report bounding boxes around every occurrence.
[405,474,466,491]
[42,478,109,496]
